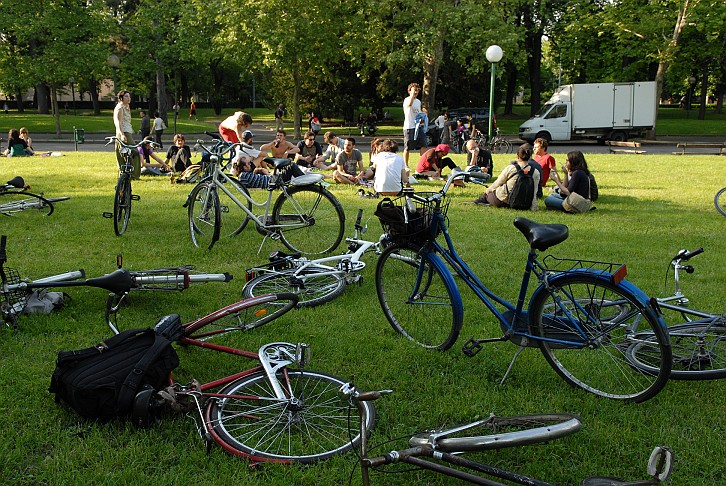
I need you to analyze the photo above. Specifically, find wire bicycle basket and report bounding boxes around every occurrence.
[375,192,450,245]
[1,267,28,323]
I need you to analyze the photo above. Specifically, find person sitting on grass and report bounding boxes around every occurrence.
[138,137,173,175]
[416,143,463,186]
[371,138,409,197]
[332,138,366,184]
[3,129,32,157]
[231,157,304,189]
[165,134,192,172]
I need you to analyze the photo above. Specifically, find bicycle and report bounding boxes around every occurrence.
[624,247,726,380]
[0,235,232,333]
[0,176,70,217]
[101,136,159,235]
[474,128,512,154]
[242,209,385,307]
[715,186,726,216]
[342,385,674,486]
[374,170,672,402]
[117,293,376,464]
[184,139,345,254]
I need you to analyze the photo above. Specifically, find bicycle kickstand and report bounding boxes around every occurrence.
[500,343,528,385]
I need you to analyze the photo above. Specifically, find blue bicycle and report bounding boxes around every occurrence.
[374,170,672,402]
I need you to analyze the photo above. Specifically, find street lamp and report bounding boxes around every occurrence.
[107,54,120,97]
[69,77,76,115]
[485,45,503,142]
[687,76,696,119]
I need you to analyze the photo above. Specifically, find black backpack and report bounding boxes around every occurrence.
[506,161,536,210]
[49,315,182,420]
[589,173,599,201]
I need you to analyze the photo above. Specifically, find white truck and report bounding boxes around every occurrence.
[518,81,657,143]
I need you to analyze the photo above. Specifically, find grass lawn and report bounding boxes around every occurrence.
[0,151,724,485]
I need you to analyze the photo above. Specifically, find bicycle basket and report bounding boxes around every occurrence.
[374,192,449,244]
[1,267,28,321]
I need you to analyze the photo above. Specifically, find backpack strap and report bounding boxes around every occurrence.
[116,332,172,414]
[505,161,523,197]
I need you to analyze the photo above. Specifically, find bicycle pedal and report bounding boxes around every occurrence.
[102,212,113,218]
[131,194,141,201]
[462,338,483,357]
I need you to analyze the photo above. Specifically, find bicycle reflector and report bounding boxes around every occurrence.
[255,309,268,317]
[611,264,627,285]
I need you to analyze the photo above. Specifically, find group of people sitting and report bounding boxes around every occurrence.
[3,128,34,157]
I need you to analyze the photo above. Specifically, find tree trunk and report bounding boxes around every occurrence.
[50,82,61,136]
[503,61,518,116]
[525,29,542,116]
[87,78,100,115]
[698,65,708,120]
[14,87,24,113]
[715,83,724,114]
[156,67,169,123]
[293,60,301,139]
[36,82,50,114]
[421,37,444,115]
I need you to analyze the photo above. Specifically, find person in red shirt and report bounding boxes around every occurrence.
[532,137,556,198]
[415,143,460,179]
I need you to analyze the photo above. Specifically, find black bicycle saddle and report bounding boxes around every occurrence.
[513,217,569,251]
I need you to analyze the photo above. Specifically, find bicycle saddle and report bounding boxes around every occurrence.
[263,157,292,169]
[6,176,25,188]
[513,218,569,251]
[85,268,134,295]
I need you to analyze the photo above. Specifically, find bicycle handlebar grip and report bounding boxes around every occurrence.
[0,235,6,262]
[681,247,704,261]
[355,209,363,226]
[356,389,394,402]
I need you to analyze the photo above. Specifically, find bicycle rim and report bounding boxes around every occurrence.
[408,413,581,452]
[0,191,54,217]
[188,182,220,249]
[215,176,252,238]
[113,175,131,235]
[273,185,345,255]
[626,322,726,380]
[205,370,375,463]
[530,275,671,402]
[715,187,726,217]
[242,268,346,308]
[375,245,462,350]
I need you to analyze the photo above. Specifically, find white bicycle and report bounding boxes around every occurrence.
[242,210,385,307]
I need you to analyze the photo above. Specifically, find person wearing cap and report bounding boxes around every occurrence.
[234,129,267,169]
[415,143,461,180]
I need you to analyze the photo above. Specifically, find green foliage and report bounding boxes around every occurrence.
[0,150,724,484]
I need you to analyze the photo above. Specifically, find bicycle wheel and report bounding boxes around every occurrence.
[715,187,726,217]
[491,138,512,154]
[188,181,221,250]
[0,191,54,217]
[242,268,346,308]
[626,321,726,380]
[113,174,131,235]
[205,369,375,463]
[529,275,671,402]
[375,244,462,350]
[272,185,345,255]
[408,413,581,452]
[213,176,252,238]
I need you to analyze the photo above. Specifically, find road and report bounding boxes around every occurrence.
[21,127,724,156]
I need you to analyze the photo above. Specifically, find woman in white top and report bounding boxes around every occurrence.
[113,90,141,178]
[152,111,166,148]
[372,139,409,196]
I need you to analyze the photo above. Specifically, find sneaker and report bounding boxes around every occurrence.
[472,195,490,206]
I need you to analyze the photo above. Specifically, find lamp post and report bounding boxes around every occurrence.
[485,45,503,142]
[687,76,696,119]
[69,77,76,115]
[107,54,120,97]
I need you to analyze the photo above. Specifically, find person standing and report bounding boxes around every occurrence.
[402,82,425,167]
[274,104,284,131]
[218,111,253,144]
[532,137,556,198]
[189,100,197,120]
[152,111,166,148]
[138,111,151,139]
[113,90,141,178]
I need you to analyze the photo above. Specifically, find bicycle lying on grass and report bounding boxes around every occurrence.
[624,247,725,380]
[0,235,232,333]
[374,170,672,402]
[715,186,726,217]
[0,176,70,217]
[185,139,345,254]
[342,385,674,486]
[108,293,376,463]
[242,209,385,307]
[102,136,161,236]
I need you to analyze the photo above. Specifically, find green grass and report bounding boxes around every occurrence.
[0,151,724,485]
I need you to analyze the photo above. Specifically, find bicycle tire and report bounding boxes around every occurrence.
[408,413,582,452]
[272,185,345,256]
[0,191,55,216]
[715,187,726,217]
[491,138,511,154]
[529,274,671,402]
[626,321,726,380]
[375,244,463,350]
[210,176,252,238]
[188,181,221,250]
[113,174,132,235]
[205,369,375,463]
[44,196,70,203]
[242,267,346,308]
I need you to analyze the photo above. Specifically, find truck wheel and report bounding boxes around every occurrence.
[535,132,551,144]
[609,131,628,142]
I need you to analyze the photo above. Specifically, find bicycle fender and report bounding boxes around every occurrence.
[423,250,464,324]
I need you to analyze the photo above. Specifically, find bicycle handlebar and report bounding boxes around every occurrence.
[672,247,704,263]
[194,140,247,157]
[104,136,160,150]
